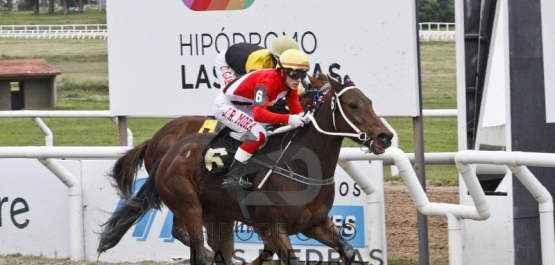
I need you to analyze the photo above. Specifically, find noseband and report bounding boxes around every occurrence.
[307,85,373,143]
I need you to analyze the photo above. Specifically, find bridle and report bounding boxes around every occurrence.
[306,83,374,144]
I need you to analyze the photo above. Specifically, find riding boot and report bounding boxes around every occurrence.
[222,159,252,189]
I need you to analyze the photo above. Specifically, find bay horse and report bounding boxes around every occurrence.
[98,74,393,264]
[104,81,315,261]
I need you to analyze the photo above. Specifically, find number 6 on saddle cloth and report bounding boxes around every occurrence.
[201,122,306,184]
[201,124,281,174]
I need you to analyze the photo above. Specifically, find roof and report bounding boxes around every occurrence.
[0,59,61,78]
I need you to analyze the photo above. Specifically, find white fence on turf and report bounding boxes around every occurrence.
[2,109,554,264]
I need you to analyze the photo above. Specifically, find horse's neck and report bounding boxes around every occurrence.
[294,107,344,174]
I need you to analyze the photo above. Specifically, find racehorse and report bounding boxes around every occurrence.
[98,74,393,265]
[104,82,315,261]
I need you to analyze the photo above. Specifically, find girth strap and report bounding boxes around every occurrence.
[273,166,335,186]
[231,187,253,226]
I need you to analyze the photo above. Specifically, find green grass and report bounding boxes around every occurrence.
[420,42,457,109]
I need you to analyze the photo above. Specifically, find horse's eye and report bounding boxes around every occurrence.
[348,103,358,109]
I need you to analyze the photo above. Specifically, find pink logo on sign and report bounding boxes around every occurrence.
[182,0,254,11]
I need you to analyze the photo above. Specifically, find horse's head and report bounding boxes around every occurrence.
[307,73,393,154]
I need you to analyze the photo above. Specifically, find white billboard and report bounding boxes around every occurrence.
[107,0,420,117]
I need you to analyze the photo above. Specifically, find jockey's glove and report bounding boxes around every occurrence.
[300,112,312,124]
[288,114,305,128]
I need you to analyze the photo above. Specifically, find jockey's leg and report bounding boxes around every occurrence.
[222,133,265,189]
[214,97,267,189]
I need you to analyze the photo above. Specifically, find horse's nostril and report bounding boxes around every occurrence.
[377,132,393,144]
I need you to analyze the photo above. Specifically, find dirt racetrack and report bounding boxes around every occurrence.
[384,181,459,264]
[0,182,458,265]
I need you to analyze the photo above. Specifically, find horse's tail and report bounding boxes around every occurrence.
[110,139,150,199]
[97,159,163,255]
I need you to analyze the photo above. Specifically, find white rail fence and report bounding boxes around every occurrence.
[419,22,456,41]
[341,148,555,265]
[0,24,108,40]
[0,110,134,146]
[0,23,455,41]
[1,146,553,265]
[0,109,457,176]
[0,109,457,148]
[2,109,555,264]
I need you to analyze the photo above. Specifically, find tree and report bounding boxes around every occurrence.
[0,0,12,11]
[418,0,454,22]
[437,0,455,22]
[33,0,39,14]
[61,0,67,14]
[418,0,440,22]
[17,0,36,11]
[47,0,54,13]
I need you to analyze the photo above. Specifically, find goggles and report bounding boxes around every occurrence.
[285,69,308,80]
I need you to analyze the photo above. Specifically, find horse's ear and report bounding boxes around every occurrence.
[317,72,328,81]
[344,75,355,86]
[327,74,343,92]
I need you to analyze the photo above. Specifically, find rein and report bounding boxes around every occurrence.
[256,83,374,188]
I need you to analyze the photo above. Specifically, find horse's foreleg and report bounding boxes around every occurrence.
[301,219,356,265]
[248,241,274,265]
[261,225,299,265]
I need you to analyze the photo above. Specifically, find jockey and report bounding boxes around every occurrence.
[214,35,300,87]
[213,49,311,189]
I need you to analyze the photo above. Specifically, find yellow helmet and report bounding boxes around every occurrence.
[270,35,299,58]
[277,49,310,71]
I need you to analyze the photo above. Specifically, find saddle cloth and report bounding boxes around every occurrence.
[201,127,243,174]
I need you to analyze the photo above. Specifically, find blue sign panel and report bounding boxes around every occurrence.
[233,205,365,248]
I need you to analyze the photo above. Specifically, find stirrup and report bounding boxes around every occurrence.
[221,177,252,189]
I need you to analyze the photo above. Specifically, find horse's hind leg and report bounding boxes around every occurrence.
[204,213,235,265]
[261,225,300,265]
[173,206,210,265]
[172,215,214,263]
[301,218,357,265]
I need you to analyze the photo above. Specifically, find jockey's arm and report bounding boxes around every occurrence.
[253,101,290,124]
[285,88,303,115]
